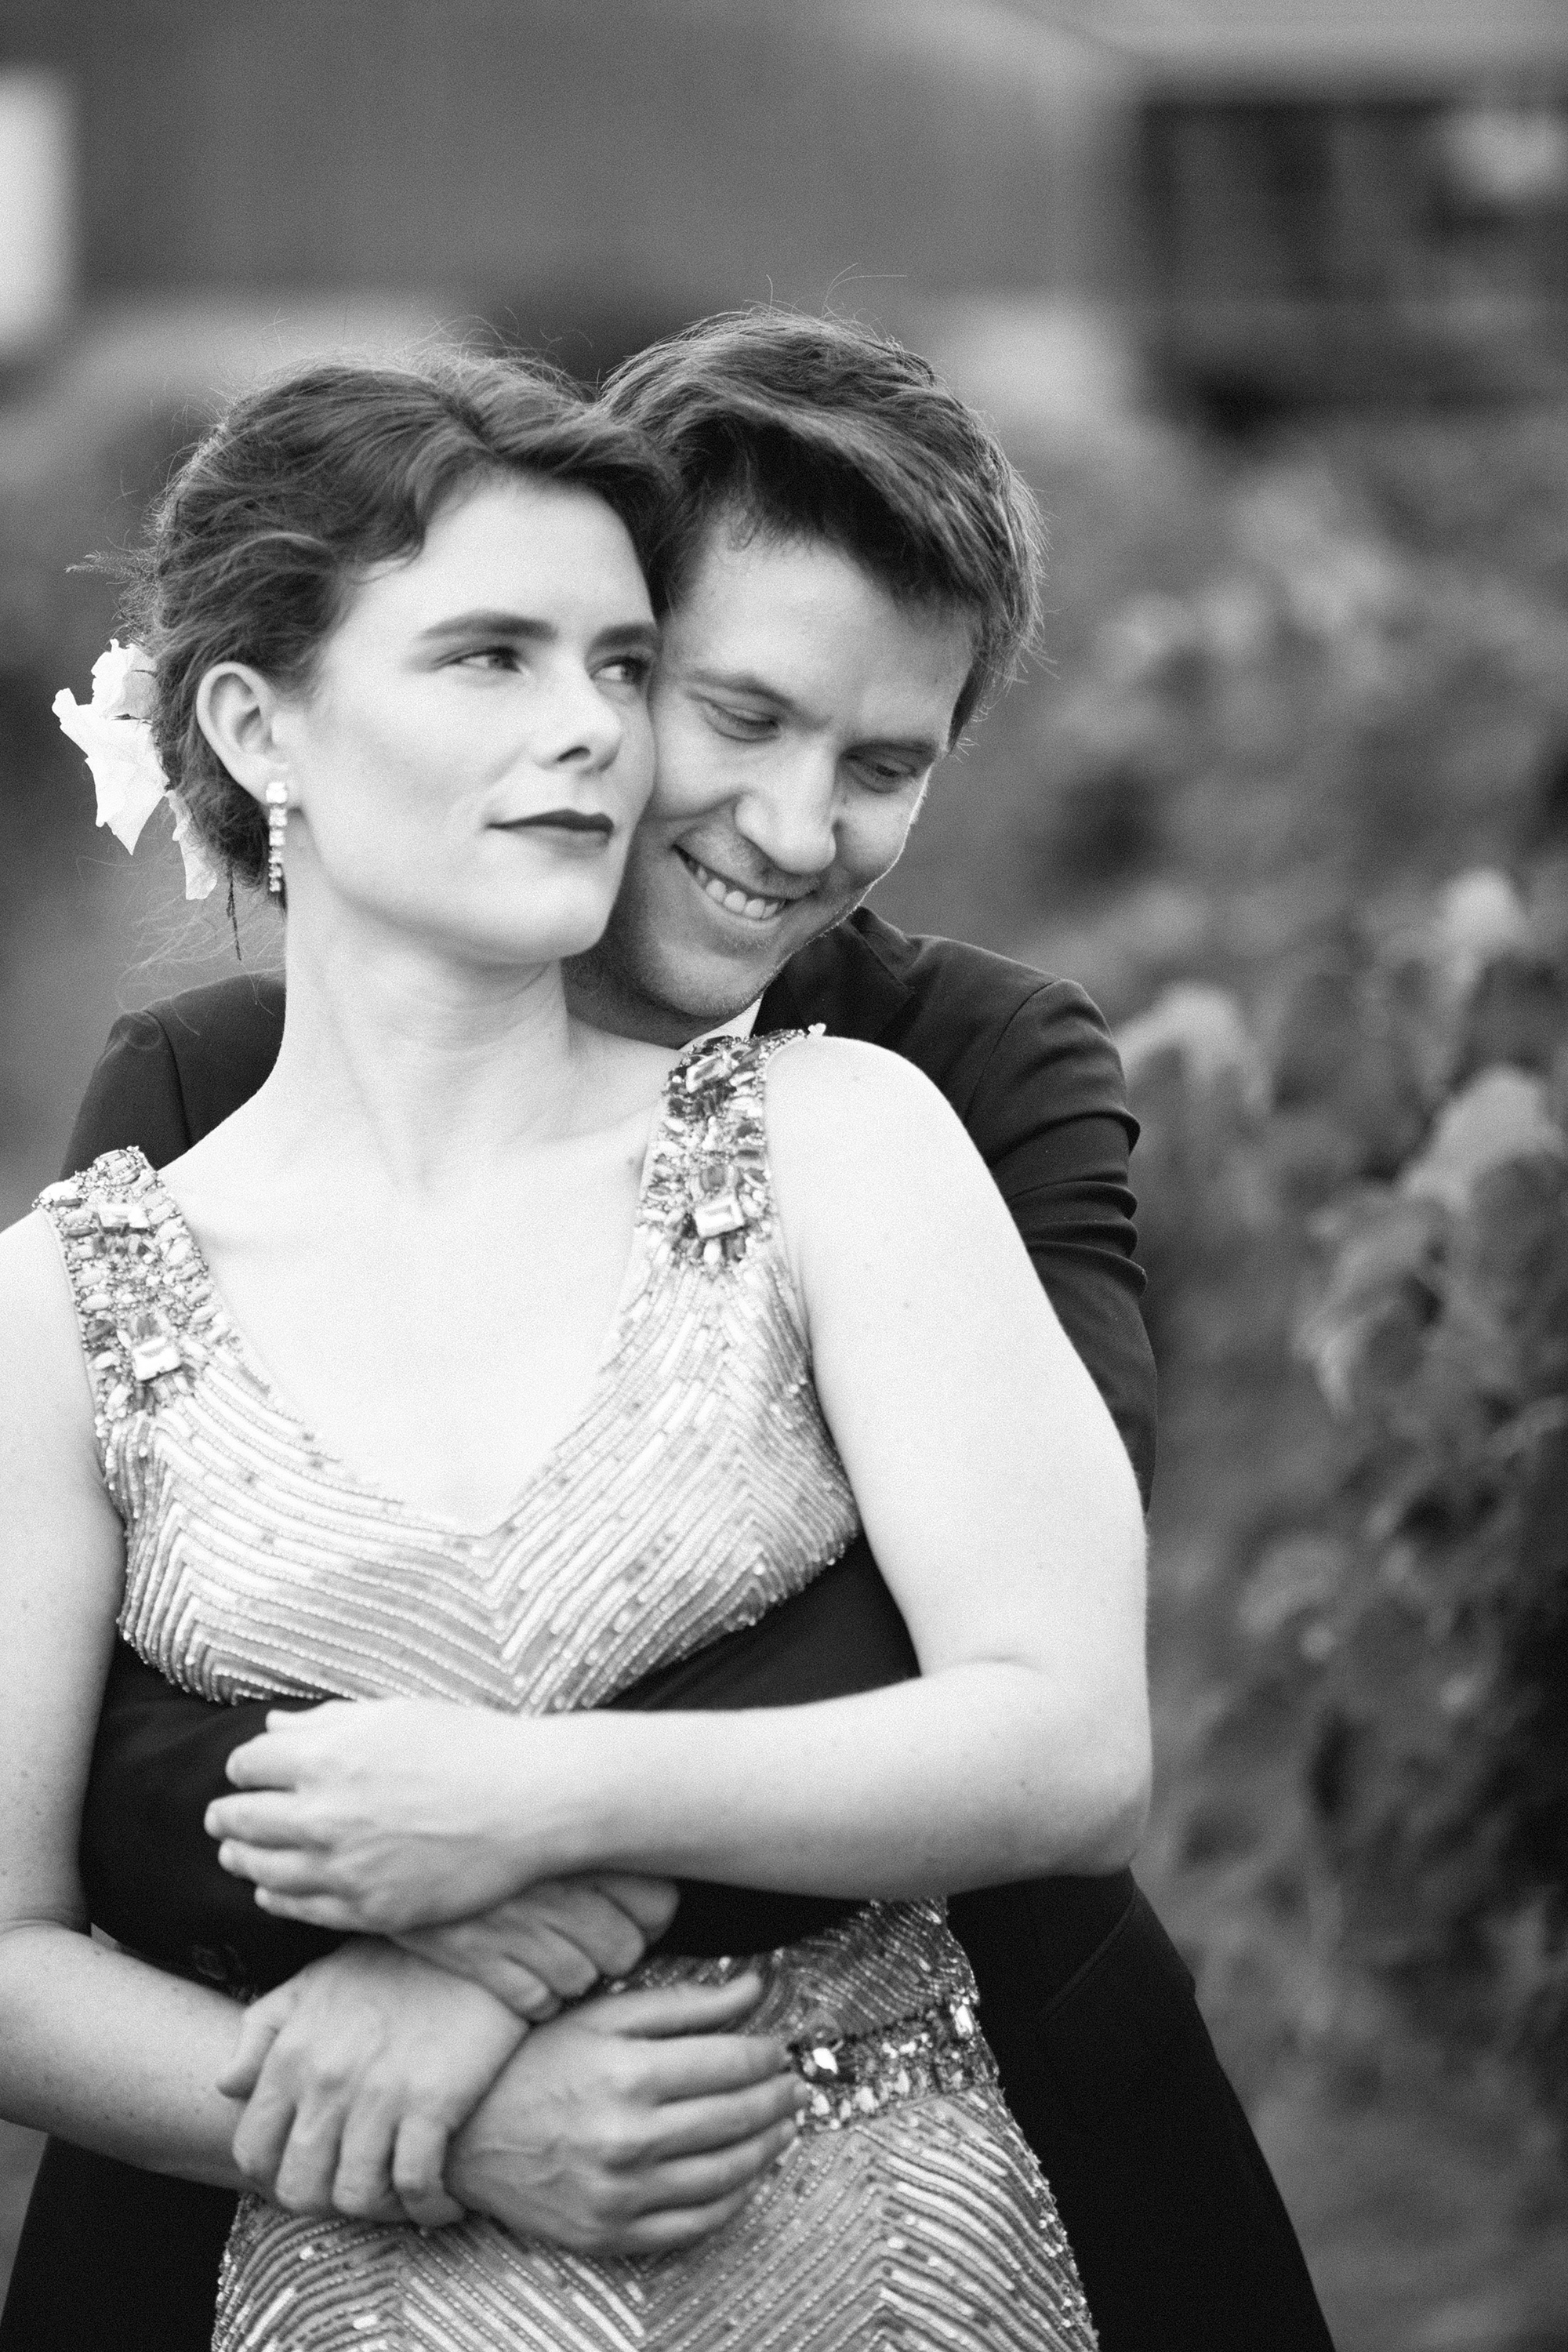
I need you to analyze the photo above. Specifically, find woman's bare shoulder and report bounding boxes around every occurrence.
[0,1209,97,1443]
[764,1030,956,1140]
[762,1030,978,1188]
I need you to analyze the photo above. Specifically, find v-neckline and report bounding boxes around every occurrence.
[132,1056,694,1545]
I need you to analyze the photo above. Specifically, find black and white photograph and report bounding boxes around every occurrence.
[2,6,1566,2349]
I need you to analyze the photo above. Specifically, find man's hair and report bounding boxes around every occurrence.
[600,310,1045,740]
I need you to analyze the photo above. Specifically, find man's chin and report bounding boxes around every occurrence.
[570,873,857,1041]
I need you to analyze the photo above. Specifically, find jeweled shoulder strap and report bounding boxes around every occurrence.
[36,1149,217,1447]
[638,1028,816,1274]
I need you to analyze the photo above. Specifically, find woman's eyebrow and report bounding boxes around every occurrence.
[590,620,661,659]
[413,612,658,653]
[416,609,556,645]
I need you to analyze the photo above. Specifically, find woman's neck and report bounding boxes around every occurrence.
[249,916,652,1196]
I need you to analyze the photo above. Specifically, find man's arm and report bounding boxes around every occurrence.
[963,977,1156,1509]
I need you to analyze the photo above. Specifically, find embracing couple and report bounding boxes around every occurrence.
[0,314,1332,2351]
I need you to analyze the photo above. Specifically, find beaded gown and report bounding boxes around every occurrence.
[39,1032,1098,2352]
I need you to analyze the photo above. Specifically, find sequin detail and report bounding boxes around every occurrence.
[40,1034,1098,2351]
[792,1992,995,2132]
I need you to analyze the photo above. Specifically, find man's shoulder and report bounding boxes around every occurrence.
[64,971,286,1177]
[128,970,285,1046]
[767,909,1116,1123]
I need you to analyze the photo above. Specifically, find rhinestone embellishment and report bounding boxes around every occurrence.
[790,1994,997,2132]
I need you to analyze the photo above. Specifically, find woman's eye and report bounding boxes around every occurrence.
[450,646,520,673]
[597,654,653,689]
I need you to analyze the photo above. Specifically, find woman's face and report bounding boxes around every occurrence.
[267,474,658,971]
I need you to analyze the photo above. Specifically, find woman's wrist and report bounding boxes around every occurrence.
[496,1711,667,1887]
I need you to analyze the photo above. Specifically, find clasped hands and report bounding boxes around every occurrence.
[205,1698,806,2250]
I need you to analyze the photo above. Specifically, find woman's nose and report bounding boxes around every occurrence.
[532,670,624,771]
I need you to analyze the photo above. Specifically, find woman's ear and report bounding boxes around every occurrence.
[194,663,289,803]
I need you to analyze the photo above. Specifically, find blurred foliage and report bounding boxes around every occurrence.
[947,403,1568,2339]
[1110,741,1568,2132]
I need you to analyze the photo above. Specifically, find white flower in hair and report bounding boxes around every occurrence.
[53,637,165,852]
[89,637,157,723]
[169,793,220,901]
[53,638,217,899]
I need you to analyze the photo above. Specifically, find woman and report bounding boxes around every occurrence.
[0,353,1148,2349]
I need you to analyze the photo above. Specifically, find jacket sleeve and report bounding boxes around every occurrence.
[62,1009,196,1178]
[964,979,1156,1509]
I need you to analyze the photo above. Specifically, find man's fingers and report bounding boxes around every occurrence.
[395,1929,562,2020]
[626,2118,799,2215]
[582,1973,766,2040]
[484,1958,564,2022]
[589,1874,681,1941]
[493,1918,601,2002]
[391,2116,465,2230]
[638,2074,810,2163]
[614,2186,759,2256]
[632,2031,797,2105]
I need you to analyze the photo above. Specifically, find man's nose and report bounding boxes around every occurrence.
[733,752,837,877]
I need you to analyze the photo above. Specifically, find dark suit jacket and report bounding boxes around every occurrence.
[3,911,1334,2352]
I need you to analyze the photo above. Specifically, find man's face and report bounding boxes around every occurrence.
[569,521,975,1040]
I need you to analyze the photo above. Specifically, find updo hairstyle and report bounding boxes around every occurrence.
[111,351,677,890]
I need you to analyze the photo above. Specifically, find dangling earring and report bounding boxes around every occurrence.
[265,781,290,900]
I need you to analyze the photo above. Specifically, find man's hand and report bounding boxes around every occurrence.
[218,1939,526,2227]
[446,1972,808,2256]
[395,1875,678,2019]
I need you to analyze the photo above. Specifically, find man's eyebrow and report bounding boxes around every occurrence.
[686,665,794,707]
[855,731,946,768]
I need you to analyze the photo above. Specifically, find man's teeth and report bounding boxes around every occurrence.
[687,856,787,923]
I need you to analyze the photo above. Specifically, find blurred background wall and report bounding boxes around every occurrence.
[4,6,1568,2347]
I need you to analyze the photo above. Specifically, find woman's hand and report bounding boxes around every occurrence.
[205,1699,554,1932]
[219,1938,526,2227]
[395,1876,679,2018]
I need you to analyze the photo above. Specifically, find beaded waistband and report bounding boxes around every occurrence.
[789,1993,996,2134]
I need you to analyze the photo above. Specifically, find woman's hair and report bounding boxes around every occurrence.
[600,310,1046,741]
[111,350,676,890]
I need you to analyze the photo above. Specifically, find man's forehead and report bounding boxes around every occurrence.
[665,524,975,734]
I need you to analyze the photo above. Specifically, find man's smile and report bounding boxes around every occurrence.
[675,846,801,926]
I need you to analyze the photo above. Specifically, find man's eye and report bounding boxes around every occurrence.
[702,702,776,740]
[851,759,920,793]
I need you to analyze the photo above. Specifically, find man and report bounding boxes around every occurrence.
[2,314,1332,2352]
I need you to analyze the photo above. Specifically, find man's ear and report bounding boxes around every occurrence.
[194,663,291,803]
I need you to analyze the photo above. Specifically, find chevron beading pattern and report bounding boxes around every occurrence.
[40,1033,1098,2351]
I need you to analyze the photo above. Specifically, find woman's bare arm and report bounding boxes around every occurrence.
[0,1211,249,2186]
[209,1037,1149,1927]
